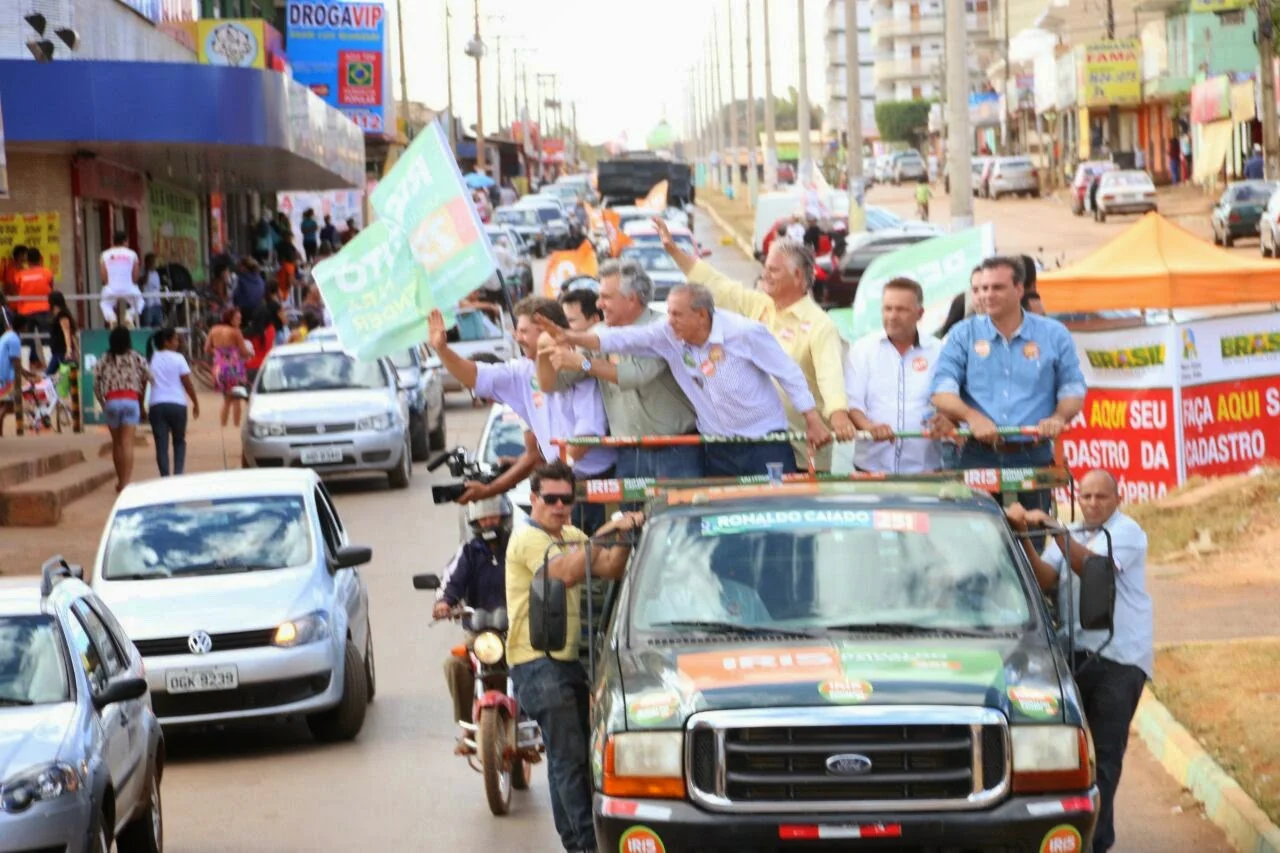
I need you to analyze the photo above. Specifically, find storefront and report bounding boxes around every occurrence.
[73,157,148,307]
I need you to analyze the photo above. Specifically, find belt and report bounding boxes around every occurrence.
[106,390,140,402]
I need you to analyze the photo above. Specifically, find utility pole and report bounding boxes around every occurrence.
[1261,0,1279,178]
[471,0,485,175]
[763,0,779,189]
[493,30,503,132]
[395,0,411,139]
[796,0,814,185]
[445,1,456,154]
[712,13,727,190]
[745,0,760,206]
[845,0,865,232]
[1105,0,1120,154]
[727,0,740,197]
[1002,0,1011,152]
[945,0,974,228]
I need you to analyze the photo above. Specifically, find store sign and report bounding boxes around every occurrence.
[0,214,61,280]
[1078,39,1141,108]
[74,160,146,209]
[286,1,391,136]
[1189,0,1249,11]
[1191,75,1231,123]
[148,182,204,282]
[197,19,266,68]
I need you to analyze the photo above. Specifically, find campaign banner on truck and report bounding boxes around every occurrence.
[1061,324,1179,503]
[1178,312,1280,478]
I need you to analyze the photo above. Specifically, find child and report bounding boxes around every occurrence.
[915,177,932,221]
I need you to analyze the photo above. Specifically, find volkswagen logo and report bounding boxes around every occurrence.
[825,753,873,776]
[187,630,213,655]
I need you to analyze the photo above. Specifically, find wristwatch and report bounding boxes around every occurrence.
[581,356,592,373]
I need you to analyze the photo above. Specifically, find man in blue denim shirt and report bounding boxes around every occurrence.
[931,256,1086,516]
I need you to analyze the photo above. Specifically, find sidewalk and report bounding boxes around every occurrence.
[0,390,241,574]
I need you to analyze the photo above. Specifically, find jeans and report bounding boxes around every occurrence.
[141,304,165,328]
[149,403,188,476]
[23,312,50,364]
[1073,654,1147,853]
[952,440,1055,548]
[510,657,595,852]
[614,445,705,482]
[704,440,797,479]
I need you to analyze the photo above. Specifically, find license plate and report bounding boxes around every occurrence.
[300,446,344,465]
[166,665,239,694]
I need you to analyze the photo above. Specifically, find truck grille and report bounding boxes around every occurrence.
[686,706,1009,814]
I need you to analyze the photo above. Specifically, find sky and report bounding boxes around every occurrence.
[391,0,832,146]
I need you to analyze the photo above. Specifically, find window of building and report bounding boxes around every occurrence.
[1217,9,1245,24]
[912,85,923,99]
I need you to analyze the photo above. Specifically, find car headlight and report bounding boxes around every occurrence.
[604,731,685,798]
[272,611,331,647]
[472,631,505,665]
[249,419,286,439]
[355,411,397,431]
[0,762,81,813]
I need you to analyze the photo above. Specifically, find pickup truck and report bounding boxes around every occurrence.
[598,153,693,207]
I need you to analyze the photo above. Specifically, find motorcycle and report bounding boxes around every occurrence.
[413,573,542,816]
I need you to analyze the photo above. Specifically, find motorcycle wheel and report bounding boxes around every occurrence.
[480,708,513,816]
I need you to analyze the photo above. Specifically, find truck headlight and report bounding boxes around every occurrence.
[604,731,685,799]
[472,631,505,665]
[249,419,286,438]
[272,611,331,647]
[1011,726,1091,793]
[0,762,81,813]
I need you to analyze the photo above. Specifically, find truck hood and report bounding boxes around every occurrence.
[0,704,76,777]
[616,634,1066,729]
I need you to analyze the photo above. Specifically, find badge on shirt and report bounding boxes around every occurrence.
[799,321,813,333]
[1023,342,1041,360]
[700,360,716,378]
[532,391,545,408]
[778,327,796,342]
[608,353,621,365]
[709,344,725,363]
[529,376,540,391]
[682,350,697,368]
[974,339,991,358]
[912,356,929,372]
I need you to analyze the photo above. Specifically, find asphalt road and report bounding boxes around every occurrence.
[157,208,1230,852]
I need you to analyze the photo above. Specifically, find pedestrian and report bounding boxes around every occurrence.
[232,257,266,318]
[244,300,283,385]
[915,177,932,221]
[843,277,943,473]
[93,325,151,492]
[205,308,252,427]
[1245,144,1265,180]
[0,310,39,403]
[12,247,53,366]
[503,460,639,853]
[937,265,986,338]
[537,259,702,482]
[1167,135,1181,184]
[139,253,165,328]
[289,310,322,343]
[320,214,339,248]
[276,233,300,305]
[300,208,319,262]
[931,255,1087,530]
[785,215,806,243]
[99,231,144,327]
[558,288,601,332]
[499,178,518,207]
[657,218,854,470]
[540,283,830,478]
[341,217,359,245]
[146,327,200,477]
[1006,469,1152,853]
[45,291,77,376]
[252,212,274,264]
[2,245,27,298]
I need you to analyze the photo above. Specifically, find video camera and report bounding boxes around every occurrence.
[427,446,510,504]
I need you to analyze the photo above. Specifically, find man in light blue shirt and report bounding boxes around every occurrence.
[931,256,1086,517]
[1007,470,1152,853]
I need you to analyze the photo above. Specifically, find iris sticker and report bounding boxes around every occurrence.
[1023,342,1041,360]
[1038,824,1082,853]
[709,344,725,362]
[627,691,681,727]
[974,339,991,357]
[819,679,874,704]
[619,825,666,853]
[912,356,929,372]
[1008,686,1061,719]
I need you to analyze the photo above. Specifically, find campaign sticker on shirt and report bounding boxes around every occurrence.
[912,356,929,372]
[608,353,621,365]
[709,344,725,363]
[974,339,991,358]
[1023,342,1041,360]
[799,321,813,333]
[778,326,796,342]
[682,350,697,368]
[700,360,716,377]
[531,391,545,408]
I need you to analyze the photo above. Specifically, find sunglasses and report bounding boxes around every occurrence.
[537,492,575,506]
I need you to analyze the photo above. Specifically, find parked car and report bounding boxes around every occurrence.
[522,196,581,247]
[0,558,163,853]
[390,343,446,461]
[1093,170,1157,222]
[91,469,375,741]
[493,206,547,257]
[985,156,1040,199]
[485,224,534,297]
[621,222,706,259]
[1211,180,1278,248]
[241,341,413,489]
[943,156,991,195]
[891,150,928,184]
[1070,160,1117,215]
[439,306,517,393]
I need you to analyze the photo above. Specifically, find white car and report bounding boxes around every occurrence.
[91,469,375,741]
[452,404,534,541]
[1093,170,1157,222]
[439,307,517,393]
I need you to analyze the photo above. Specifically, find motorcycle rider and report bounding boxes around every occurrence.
[433,497,513,750]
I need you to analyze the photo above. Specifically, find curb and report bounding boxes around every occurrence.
[696,197,757,261]
[1134,687,1280,853]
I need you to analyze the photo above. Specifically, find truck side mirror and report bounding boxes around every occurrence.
[1077,554,1115,632]
[530,562,567,652]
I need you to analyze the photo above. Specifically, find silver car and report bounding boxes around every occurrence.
[241,341,413,489]
[440,307,517,393]
[389,344,447,462]
[987,156,1041,199]
[892,151,928,184]
[619,243,686,306]
[0,559,162,853]
[91,470,375,740]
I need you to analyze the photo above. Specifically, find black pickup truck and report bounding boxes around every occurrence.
[598,153,693,208]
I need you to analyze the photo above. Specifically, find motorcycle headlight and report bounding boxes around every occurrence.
[250,419,286,439]
[472,631,505,665]
[272,611,331,648]
[0,762,81,813]
[355,411,396,432]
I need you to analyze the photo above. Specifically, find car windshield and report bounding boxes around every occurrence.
[1232,183,1276,203]
[0,614,69,705]
[102,496,313,580]
[865,207,903,230]
[631,506,1032,634]
[481,410,529,464]
[1104,172,1151,187]
[487,231,514,251]
[621,246,682,273]
[453,309,503,342]
[390,348,417,370]
[257,352,386,393]
[496,209,538,227]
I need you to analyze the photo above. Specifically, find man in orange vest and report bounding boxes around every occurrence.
[12,248,53,367]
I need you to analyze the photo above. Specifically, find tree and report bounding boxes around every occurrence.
[875,100,933,144]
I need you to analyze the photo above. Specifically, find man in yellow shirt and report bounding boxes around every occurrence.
[652,217,855,470]
[506,459,640,852]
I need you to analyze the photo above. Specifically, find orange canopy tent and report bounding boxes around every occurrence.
[1037,213,1280,312]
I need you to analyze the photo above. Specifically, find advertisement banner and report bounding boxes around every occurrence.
[0,213,61,280]
[197,19,267,68]
[833,224,995,344]
[1061,325,1180,503]
[287,0,391,135]
[1191,76,1231,124]
[277,190,364,248]
[148,183,204,282]
[1078,39,1142,108]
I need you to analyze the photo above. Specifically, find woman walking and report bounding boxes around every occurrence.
[45,291,77,375]
[205,308,252,427]
[244,300,284,386]
[147,327,200,477]
[93,326,150,492]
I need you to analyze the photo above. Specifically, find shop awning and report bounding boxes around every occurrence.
[1193,120,1233,185]
[1038,213,1280,311]
[0,59,364,191]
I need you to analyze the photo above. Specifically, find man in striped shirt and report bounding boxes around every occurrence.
[537,283,830,478]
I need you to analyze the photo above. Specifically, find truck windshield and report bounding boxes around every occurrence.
[631,506,1032,635]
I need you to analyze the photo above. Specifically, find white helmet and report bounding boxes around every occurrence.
[466,495,513,542]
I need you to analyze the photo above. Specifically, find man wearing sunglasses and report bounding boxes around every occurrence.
[506,460,642,853]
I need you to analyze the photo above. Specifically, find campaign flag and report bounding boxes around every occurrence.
[543,240,599,297]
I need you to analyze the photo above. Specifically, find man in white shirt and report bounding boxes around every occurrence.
[843,277,943,473]
[99,231,143,327]
[1007,470,1152,853]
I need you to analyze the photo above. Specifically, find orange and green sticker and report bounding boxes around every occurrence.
[627,690,681,727]
[1009,686,1061,719]
[1038,824,1082,853]
[619,825,666,853]
[819,679,874,704]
